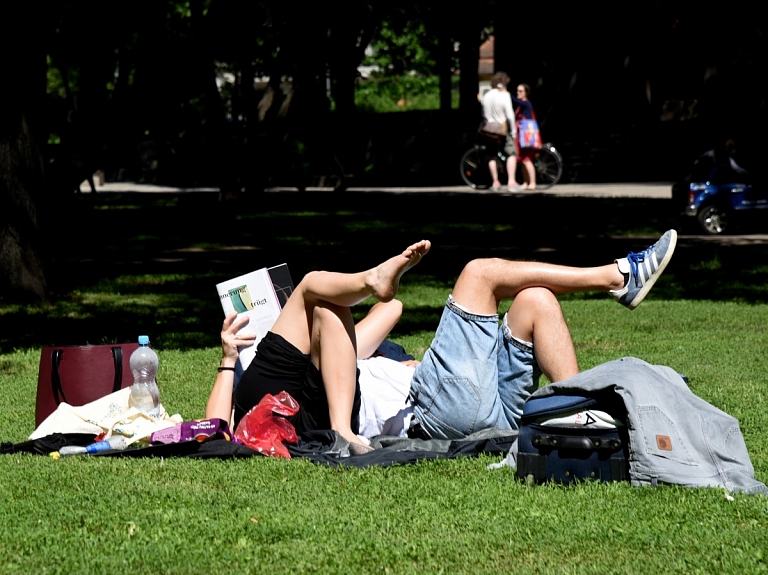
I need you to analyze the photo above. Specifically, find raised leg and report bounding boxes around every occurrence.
[355,300,403,360]
[310,303,362,446]
[505,287,578,382]
[451,257,625,315]
[268,240,429,449]
[270,240,430,354]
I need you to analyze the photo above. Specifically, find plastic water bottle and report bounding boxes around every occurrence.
[54,435,130,457]
[129,335,160,414]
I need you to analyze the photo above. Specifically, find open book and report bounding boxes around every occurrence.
[216,264,294,371]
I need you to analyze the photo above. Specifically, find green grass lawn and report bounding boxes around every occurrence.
[1,191,767,574]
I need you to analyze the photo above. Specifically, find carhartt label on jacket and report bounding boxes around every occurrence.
[656,435,673,451]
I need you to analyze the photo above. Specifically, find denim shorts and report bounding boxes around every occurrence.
[409,296,541,440]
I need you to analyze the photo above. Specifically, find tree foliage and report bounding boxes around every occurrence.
[3,0,766,301]
[363,18,439,77]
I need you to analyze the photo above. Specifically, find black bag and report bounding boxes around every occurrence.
[515,394,629,484]
[35,343,140,427]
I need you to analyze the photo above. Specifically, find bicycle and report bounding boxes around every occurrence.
[460,142,563,190]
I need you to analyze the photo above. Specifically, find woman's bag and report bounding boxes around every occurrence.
[35,343,140,427]
[518,119,543,149]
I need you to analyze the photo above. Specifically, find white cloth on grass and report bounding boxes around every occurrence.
[357,356,415,439]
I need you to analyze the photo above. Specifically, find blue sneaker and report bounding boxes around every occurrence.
[610,230,677,310]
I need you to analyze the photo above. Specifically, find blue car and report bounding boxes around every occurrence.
[672,181,768,235]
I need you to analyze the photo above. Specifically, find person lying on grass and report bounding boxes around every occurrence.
[206,231,677,452]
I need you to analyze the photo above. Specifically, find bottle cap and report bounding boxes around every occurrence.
[138,335,150,345]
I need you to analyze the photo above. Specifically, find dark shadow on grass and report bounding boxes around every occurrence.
[2,191,767,353]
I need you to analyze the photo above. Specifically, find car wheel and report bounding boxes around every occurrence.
[697,204,729,235]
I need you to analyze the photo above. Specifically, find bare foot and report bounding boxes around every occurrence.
[367,240,431,302]
[336,429,375,455]
[348,442,375,456]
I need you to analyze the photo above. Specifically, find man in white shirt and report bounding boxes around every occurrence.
[480,71,521,192]
[359,231,678,441]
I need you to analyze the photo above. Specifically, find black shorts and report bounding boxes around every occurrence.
[233,331,361,435]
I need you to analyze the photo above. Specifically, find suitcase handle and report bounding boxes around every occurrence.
[533,434,622,452]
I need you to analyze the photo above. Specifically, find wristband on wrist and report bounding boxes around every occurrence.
[217,366,236,373]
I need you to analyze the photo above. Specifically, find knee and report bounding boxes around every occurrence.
[514,287,562,315]
[460,258,501,281]
[517,288,568,328]
[506,287,564,342]
[383,298,403,319]
[312,301,342,324]
[312,301,354,331]
[297,270,323,292]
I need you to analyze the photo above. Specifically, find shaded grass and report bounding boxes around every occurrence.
[5,190,768,353]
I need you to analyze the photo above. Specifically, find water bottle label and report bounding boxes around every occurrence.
[85,440,112,454]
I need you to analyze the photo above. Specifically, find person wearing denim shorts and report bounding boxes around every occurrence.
[210,232,678,448]
[408,229,678,441]
[409,296,541,440]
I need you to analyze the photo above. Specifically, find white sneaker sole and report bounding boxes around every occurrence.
[627,230,678,310]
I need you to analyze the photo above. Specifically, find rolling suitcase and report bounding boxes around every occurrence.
[515,394,630,484]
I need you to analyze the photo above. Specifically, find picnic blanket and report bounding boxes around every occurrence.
[1,428,517,468]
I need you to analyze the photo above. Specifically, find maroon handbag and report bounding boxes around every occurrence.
[35,343,140,427]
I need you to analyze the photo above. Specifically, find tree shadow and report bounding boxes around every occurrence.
[3,190,767,353]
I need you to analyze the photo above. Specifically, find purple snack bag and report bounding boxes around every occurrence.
[150,418,235,445]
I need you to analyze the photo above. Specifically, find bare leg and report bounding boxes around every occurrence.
[451,257,625,315]
[267,241,429,449]
[271,240,430,354]
[522,159,536,190]
[310,303,364,446]
[355,300,403,360]
[489,158,501,189]
[506,155,518,187]
[505,287,578,382]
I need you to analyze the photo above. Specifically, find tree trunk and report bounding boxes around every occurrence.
[437,26,453,113]
[457,24,482,129]
[0,9,49,303]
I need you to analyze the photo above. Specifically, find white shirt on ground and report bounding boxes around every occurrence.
[357,356,416,438]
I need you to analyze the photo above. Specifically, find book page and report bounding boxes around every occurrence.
[216,268,282,370]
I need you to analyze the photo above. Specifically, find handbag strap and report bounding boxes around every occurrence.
[515,103,537,123]
[49,346,125,407]
[110,347,124,393]
[51,349,67,406]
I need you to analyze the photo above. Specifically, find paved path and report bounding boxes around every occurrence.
[83,180,674,198]
[337,182,672,198]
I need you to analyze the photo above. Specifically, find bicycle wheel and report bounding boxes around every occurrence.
[460,146,493,189]
[533,144,563,189]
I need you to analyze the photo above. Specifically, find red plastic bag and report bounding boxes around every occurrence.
[234,391,300,459]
